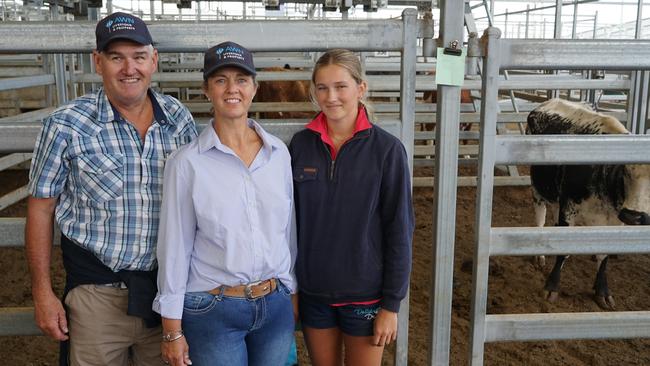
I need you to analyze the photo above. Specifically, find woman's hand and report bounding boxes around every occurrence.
[161,336,192,365]
[372,308,398,347]
[161,318,191,365]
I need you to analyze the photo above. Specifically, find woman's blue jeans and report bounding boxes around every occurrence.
[182,283,295,366]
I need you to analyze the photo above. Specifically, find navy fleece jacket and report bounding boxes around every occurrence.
[289,118,414,312]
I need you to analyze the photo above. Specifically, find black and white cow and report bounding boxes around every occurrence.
[527,98,650,310]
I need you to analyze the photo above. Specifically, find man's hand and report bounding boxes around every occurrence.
[25,196,62,340]
[33,290,68,341]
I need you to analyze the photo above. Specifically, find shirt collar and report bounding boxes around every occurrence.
[305,105,372,142]
[96,88,171,126]
[197,118,280,155]
[305,106,372,140]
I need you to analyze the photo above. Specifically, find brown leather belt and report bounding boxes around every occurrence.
[208,279,277,299]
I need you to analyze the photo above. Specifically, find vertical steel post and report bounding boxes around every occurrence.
[636,71,649,134]
[572,0,579,39]
[550,0,562,99]
[429,0,463,365]
[396,8,417,366]
[635,0,644,38]
[469,26,501,366]
[43,54,54,107]
[628,0,645,133]
[554,0,562,38]
[395,9,418,366]
[50,4,68,105]
[525,4,530,38]
[571,1,579,101]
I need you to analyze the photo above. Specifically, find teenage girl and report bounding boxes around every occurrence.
[289,49,414,365]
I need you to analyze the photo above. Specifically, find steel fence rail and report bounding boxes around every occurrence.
[0,18,433,53]
[498,39,650,70]
[485,312,650,342]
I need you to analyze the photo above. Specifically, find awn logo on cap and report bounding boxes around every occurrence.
[105,16,136,32]
[215,45,246,62]
[96,12,153,52]
[203,41,257,80]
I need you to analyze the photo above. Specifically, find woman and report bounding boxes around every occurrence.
[289,49,414,365]
[154,41,296,366]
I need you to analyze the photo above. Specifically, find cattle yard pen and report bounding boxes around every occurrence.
[467,28,650,365]
[0,10,419,365]
[2,2,650,366]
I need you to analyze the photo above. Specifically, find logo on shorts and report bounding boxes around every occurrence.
[354,307,379,320]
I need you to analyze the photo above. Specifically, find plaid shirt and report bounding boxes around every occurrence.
[29,88,197,271]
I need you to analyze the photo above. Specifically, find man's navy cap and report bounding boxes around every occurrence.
[203,41,257,80]
[96,12,153,52]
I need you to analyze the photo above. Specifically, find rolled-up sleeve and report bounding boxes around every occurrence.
[153,154,196,319]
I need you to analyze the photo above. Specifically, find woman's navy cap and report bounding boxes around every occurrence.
[203,41,257,80]
[96,12,153,51]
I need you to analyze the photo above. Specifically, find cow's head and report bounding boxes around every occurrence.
[618,164,650,225]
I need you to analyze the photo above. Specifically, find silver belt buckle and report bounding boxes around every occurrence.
[244,284,254,299]
[244,280,263,299]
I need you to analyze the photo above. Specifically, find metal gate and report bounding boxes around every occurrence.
[468,27,650,365]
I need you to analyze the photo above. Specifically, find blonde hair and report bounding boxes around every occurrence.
[310,49,373,118]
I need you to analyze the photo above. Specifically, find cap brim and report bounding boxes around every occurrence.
[98,34,153,51]
[203,62,257,80]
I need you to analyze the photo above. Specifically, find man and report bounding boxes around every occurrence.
[25,12,197,365]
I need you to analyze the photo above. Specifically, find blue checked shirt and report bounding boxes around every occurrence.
[28,88,197,271]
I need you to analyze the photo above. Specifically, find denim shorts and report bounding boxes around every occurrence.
[298,293,380,337]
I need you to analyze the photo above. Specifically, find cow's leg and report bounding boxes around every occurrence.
[593,255,615,310]
[532,190,547,269]
[543,206,572,303]
[543,255,567,302]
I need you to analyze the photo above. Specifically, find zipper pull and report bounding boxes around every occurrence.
[330,160,335,181]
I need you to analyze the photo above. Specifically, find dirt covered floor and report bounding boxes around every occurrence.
[1,167,649,365]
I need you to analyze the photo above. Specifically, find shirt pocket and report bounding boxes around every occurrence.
[76,154,124,203]
[293,166,318,183]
